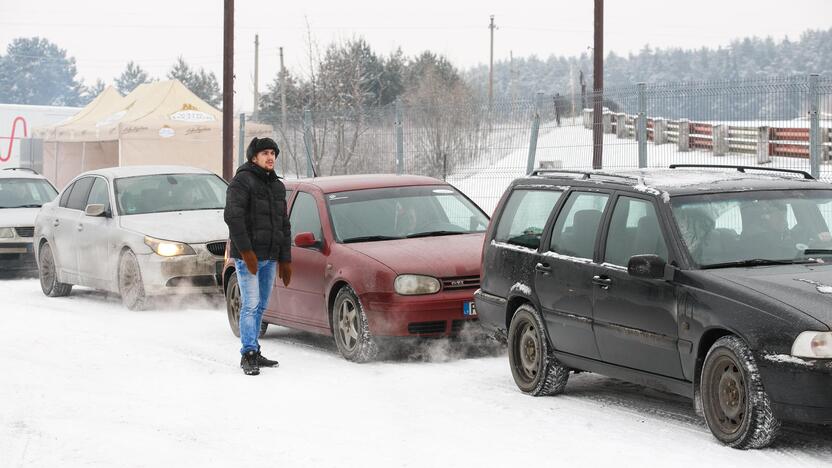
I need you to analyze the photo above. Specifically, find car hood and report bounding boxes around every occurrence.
[0,208,40,227]
[344,233,484,278]
[708,264,832,327]
[119,210,228,244]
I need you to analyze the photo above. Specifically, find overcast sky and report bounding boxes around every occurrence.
[1,0,830,112]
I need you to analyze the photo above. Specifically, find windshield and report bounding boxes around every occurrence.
[0,178,58,208]
[670,189,832,268]
[327,185,489,242]
[115,173,227,215]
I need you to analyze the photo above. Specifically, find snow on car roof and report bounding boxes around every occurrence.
[80,165,215,180]
[285,174,447,194]
[0,168,50,180]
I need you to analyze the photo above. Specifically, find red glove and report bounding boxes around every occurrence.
[278,261,292,287]
[241,250,258,275]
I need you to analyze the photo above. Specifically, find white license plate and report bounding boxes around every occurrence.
[463,301,478,316]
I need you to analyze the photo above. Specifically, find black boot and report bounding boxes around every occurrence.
[240,350,260,376]
[256,351,279,368]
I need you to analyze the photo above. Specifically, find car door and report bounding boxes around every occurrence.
[535,190,610,359]
[76,176,115,288]
[53,176,94,282]
[483,187,564,299]
[593,194,684,378]
[266,190,329,328]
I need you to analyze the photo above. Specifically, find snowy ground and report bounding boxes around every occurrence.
[450,121,832,215]
[1,278,831,467]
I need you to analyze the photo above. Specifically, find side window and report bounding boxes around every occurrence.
[549,192,610,259]
[59,181,75,208]
[86,178,111,211]
[65,177,95,211]
[604,197,668,266]
[289,192,323,244]
[494,189,563,249]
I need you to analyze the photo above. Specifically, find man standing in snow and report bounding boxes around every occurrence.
[224,137,292,376]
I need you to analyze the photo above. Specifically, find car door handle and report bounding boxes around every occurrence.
[76,224,83,232]
[53,219,60,227]
[592,275,612,289]
[535,262,552,274]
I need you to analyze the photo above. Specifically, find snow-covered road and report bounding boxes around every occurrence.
[1,278,830,467]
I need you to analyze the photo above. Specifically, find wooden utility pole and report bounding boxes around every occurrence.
[222,0,234,180]
[279,46,288,176]
[253,34,260,121]
[488,15,496,108]
[591,0,604,169]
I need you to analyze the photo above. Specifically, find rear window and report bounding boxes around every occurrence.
[494,189,563,249]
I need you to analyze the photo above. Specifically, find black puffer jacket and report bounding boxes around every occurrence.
[224,162,291,262]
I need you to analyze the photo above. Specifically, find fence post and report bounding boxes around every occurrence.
[678,119,690,152]
[395,99,404,175]
[637,83,647,168]
[302,109,315,178]
[713,124,728,157]
[526,93,543,175]
[654,118,667,145]
[757,126,771,165]
[238,113,246,167]
[809,74,821,179]
[616,113,627,138]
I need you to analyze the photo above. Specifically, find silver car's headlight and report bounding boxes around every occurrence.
[144,236,195,257]
[394,274,440,295]
[792,331,832,359]
[0,227,14,239]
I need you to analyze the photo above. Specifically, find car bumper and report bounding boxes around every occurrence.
[757,354,832,425]
[135,246,225,295]
[473,288,508,331]
[362,289,480,337]
[0,241,37,273]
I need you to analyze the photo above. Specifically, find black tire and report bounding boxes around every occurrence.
[225,274,268,339]
[38,242,72,297]
[332,285,378,363]
[118,250,147,311]
[701,335,781,449]
[507,304,569,396]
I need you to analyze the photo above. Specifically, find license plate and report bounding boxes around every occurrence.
[463,301,478,316]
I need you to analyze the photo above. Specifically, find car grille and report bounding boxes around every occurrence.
[451,319,477,334]
[206,242,226,257]
[408,321,447,335]
[441,275,480,291]
[14,227,34,238]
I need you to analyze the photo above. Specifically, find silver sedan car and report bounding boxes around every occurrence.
[34,166,230,310]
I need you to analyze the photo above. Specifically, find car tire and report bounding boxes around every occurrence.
[118,249,148,311]
[38,242,72,297]
[508,303,569,396]
[332,285,378,363]
[225,273,268,339]
[701,335,781,449]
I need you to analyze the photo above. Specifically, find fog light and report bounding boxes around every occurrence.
[792,331,832,358]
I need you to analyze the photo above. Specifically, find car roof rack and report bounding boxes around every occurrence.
[2,167,40,175]
[530,169,645,186]
[668,164,814,180]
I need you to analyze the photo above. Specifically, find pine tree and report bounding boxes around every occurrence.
[0,37,84,106]
[115,61,151,95]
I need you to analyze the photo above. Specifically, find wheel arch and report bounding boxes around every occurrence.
[327,280,351,333]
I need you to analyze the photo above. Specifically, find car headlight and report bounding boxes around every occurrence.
[0,227,14,239]
[792,331,832,359]
[394,274,440,295]
[144,236,195,257]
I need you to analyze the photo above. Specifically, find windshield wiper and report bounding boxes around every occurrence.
[702,258,819,269]
[405,230,466,239]
[803,249,832,255]
[3,204,42,208]
[342,235,403,243]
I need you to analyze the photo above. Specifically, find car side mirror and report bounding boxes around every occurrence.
[627,254,669,280]
[294,231,319,248]
[84,204,107,217]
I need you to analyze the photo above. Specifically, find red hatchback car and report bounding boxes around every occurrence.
[221,174,490,362]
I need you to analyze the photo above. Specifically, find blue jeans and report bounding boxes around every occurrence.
[234,259,277,355]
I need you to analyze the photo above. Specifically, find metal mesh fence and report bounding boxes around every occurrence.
[249,74,832,214]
